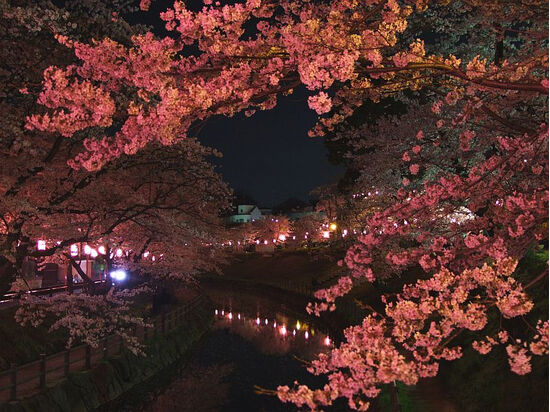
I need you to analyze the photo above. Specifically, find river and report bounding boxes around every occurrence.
[139,282,456,412]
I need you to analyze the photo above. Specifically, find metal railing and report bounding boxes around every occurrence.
[0,280,108,305]
[0,295,204,404]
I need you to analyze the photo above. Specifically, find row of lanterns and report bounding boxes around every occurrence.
[37,240,127,259]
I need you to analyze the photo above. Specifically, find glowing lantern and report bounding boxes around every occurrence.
[256,317,260,325]
[83,244,92,255]
[116,248,123,257]
[228,312,233,320]
[37,240,46,251]
[143,251,150,258]
[70,244,79,256]
[90,249,98,258]
[324,337,331,346]
[280,326,287,336]
[215,309,218,315]
[278,234,286,241]
[296,321,301,330]
[293,330,296,336]
[265,318,268,325]
[305,331,309,340]
[323,231,330,239]
[329,223,337,231]
[98,245,106,255]
[221,310,225,315]
[238,313,241,320]
[264,240,268,245]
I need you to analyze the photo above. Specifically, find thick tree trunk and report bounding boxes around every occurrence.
[67,257,95,293]
[390,382,401,412]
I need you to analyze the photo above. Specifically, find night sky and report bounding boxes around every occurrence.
[197,88,343,207]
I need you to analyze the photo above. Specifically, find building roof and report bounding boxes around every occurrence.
[237,204,257,214]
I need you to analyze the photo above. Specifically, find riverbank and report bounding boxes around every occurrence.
[0,296,213,412]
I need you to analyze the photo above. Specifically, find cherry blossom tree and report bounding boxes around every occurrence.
[1,0,151,293]
[1,1,231,351]
[291,214,327,243]
[252,215,291,242]
[15,0,549,407]
[1,137,230,350]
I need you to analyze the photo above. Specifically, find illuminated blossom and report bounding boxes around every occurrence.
[308,92,333,115]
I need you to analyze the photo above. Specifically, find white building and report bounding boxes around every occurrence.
[227,204,262,224]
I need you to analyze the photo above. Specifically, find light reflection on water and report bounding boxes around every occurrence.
[206,284,334,360]
[212,307,332,359]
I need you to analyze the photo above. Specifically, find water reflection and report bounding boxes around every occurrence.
[212,307,332,359]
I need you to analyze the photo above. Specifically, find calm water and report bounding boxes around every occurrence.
[143,283,455,412]
[141,284,352,411]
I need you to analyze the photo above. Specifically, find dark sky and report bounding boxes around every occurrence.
[197,88,343,207]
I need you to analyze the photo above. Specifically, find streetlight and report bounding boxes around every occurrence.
[110,269,127,282]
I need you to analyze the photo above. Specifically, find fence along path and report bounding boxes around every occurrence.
[0,295,204,404]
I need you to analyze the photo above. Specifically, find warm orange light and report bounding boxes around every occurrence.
[329,223,337,231]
